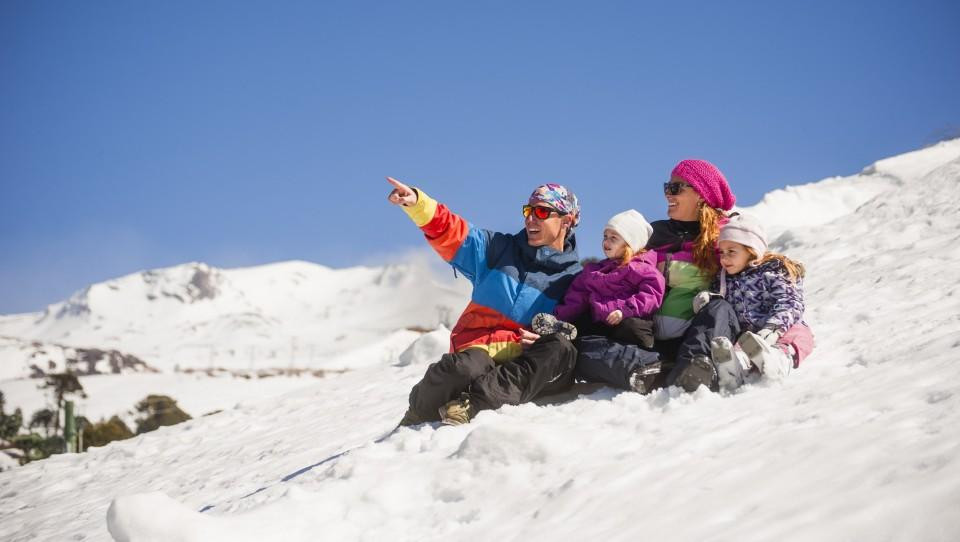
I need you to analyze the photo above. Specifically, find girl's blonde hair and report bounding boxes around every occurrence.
[619,246,648,267]
[744,247,806,283]
[693,204,724,278]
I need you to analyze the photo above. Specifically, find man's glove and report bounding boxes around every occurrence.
[757,327,782,346]
[692,291,721,314]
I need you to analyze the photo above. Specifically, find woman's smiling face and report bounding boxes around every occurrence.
[664,176,702,221]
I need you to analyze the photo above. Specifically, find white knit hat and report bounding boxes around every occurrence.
[719,213,768,256]
[604,209,653,252]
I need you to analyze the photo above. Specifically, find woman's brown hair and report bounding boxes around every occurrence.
[693,203,724,278]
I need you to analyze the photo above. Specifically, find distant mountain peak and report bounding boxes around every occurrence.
[142,262,221,304]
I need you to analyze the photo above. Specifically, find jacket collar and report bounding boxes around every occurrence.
[515,230,581,272]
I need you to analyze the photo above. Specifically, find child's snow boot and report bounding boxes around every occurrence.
[676,355,717,393]
[738,331,792,380]
[531,313,578,341]
[710,336,751,391]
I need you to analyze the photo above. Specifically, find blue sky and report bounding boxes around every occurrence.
[2,0,958,313]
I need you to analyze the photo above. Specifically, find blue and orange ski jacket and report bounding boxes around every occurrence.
[401,188,582,363]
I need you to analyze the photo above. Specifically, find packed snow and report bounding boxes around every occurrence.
[2,140,960,541]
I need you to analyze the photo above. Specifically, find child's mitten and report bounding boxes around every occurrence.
[692,291,721,314]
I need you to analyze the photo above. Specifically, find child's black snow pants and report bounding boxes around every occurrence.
[573,298,741,391]
[662,297,741,387]
[574,335,662,390]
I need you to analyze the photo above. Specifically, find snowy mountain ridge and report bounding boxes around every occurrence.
[0,260,470,380]
[1,139,960,541]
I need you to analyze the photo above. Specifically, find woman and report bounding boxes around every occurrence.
[573,158,740,393]
[648,159,741,392]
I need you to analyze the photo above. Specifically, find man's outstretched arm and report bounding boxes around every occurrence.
[386,176,418,207]
[386,176,489,283]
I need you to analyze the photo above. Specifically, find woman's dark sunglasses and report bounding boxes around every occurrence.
[663,182,693,196]
[522,205,565,220]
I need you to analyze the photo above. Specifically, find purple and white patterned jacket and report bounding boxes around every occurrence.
[720,259,805,332]
[554,250,665,324]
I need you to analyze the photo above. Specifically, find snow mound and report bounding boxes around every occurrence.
[107,487,324,542]
[453,422,568,465]
[395,326,450,367]
[107,492,204,542]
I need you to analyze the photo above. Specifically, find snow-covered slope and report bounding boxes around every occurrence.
[0,260,469,379]
[2,140,960,541]
[737,138,960,237]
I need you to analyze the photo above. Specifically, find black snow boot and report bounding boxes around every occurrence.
[676,355,717,393]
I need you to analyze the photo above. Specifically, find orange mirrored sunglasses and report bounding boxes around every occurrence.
[522,205,565,220]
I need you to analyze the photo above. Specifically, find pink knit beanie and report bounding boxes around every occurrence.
[670,159,736,211]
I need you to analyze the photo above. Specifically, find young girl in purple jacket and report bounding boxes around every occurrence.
[534,209,665,349]
[694,213,816,390]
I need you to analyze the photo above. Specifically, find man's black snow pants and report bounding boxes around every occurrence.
[407,334,578,422]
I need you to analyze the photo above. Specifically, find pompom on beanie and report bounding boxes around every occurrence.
[604,210,653,253]
[671,159,736,211]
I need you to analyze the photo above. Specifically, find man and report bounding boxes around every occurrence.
[387,176,582,425]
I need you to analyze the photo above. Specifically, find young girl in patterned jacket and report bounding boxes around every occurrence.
[695,213,816,390]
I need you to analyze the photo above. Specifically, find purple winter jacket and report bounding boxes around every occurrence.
[719,258,806,333]
[554,250,666,324]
